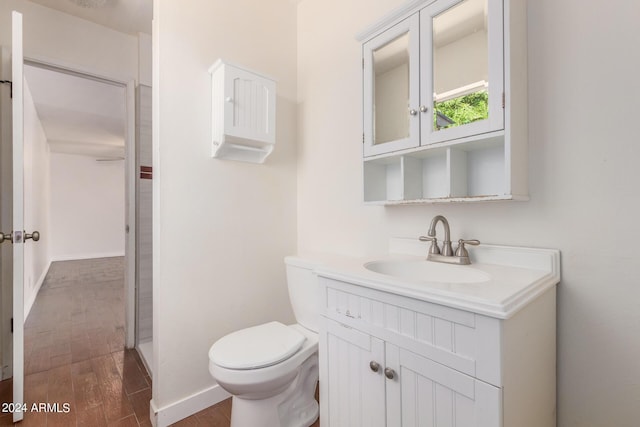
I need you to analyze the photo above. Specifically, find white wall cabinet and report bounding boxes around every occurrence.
[318,276,556,427]
[360,0,527,203]
[209,59,276,163]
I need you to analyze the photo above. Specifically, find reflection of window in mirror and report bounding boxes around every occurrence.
[373,33,410,145]
[433,0,489,131]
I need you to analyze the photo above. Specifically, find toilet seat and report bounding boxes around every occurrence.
[209,321,306,370]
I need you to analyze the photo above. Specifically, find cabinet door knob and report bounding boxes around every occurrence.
[409,108,418,116]
[420,105,428,113]
[225,96,233,103]
[369,361,380,373]
[384,367,396,380]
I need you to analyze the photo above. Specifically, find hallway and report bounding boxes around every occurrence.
[0,257,153,426]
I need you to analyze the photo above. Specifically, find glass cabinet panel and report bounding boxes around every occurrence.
[363,15,420,157]
[421,0,503,144]
[433,0,489,131]
[373,33,410,145]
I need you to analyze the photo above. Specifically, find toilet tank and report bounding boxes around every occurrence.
[285,256,321,333]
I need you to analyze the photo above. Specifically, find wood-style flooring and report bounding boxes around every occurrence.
[0,257,320,426]
[0,257,155,426]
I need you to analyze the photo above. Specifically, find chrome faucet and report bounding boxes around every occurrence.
[428,215,453,256]
[419,215,480,265]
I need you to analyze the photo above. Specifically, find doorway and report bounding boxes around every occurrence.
[21,57,137,348]
[0,55,139,421]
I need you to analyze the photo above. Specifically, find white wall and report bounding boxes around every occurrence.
[138,32,152,86]
[297,0,640,426]
[0,0,138,82]
[49,153,124,260]
[153,0,298,416]
[136,84,152,344]
[23,81,50,317]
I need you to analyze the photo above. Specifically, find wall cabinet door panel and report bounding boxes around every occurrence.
[420,0,505,146]
[363,15,420,157]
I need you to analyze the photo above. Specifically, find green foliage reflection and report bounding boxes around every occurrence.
[434,91,489,130]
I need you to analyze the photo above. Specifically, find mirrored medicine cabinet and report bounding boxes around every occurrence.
[359,0,528,204]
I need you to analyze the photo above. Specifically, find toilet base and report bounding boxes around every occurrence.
[230,354,319,427]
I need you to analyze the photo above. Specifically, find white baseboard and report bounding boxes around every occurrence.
[50,251,125,262]
[149,384,230,427]
[24,259,52,319]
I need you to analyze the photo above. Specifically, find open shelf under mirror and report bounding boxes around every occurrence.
[363,132,522,205]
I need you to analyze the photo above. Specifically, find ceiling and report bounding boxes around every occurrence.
[22,0,150,159]
[27,0,152,35]
[24,64,127,159]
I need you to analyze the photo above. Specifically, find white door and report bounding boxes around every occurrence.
[321,319,386,427]
[395,347,502,426]
[11,10,25,423]
[7,11,41,423]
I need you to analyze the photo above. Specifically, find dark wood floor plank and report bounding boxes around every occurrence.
[47,364,74,405]
[91,355,123,386]
[72,367,103,413]
[46,410,77,427]
[169,414,201,426]
[194,405,230,426]
[0,414,14,426]
[24,371,48,407]
[106,414,138,427]
[97,376,134,423]
[76,405,108,427]
[17,409,47,427]
[118,351,149,396]
[128,388,151,423]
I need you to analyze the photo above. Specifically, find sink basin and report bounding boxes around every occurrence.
[364,259,490,284]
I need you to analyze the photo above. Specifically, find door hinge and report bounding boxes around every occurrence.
[10,318,13,333]
[0,80,12,98]
[502,92,505,109]
[362,133,365,144]
[362,58,364,69]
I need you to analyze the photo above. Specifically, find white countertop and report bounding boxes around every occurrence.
[304,239,561,319]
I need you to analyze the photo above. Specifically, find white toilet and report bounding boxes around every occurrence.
[208,256,320,427]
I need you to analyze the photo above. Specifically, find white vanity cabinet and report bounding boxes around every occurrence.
[318,276,557,427]
[361,0,527,203]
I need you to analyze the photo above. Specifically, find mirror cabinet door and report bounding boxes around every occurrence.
[374,33,410,145]
[364,15,420,157]
[421,0,504,144]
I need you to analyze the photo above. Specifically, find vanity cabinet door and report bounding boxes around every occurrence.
[363,14,420,157]
[420,0,504,145]
[392,346,502,426]
[321,319,386,427]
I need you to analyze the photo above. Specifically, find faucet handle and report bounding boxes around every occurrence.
[419,236,441,255]
[455,239,480,257]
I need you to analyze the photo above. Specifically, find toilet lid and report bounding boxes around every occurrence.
[209,321,306,370]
